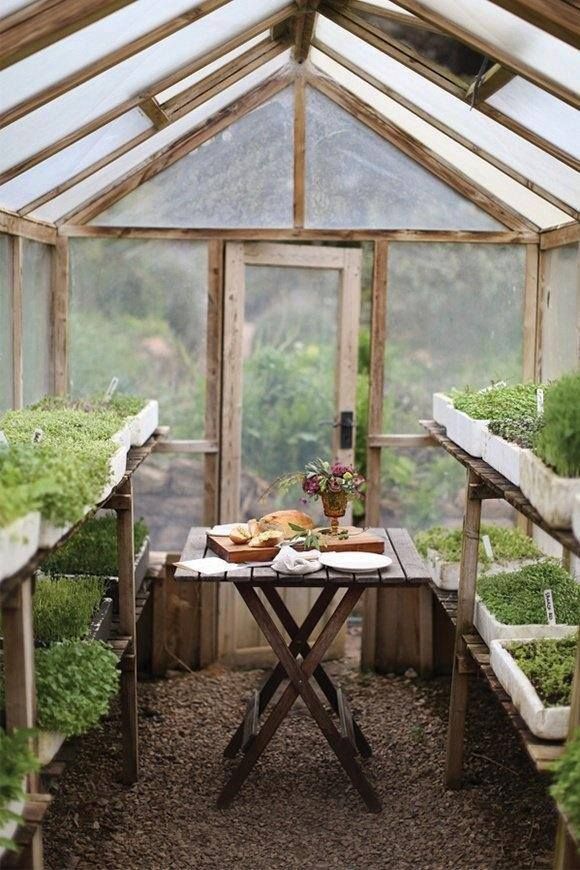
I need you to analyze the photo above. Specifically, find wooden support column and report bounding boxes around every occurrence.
[293,75,306,228]
[11,235,23,409]
[51,235,69,395]
[116,477,138,784]
[445,470,482,788]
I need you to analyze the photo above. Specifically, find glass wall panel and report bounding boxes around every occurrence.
[134,454,204,551]
[93,88,294,228]
[69,238,208,437]
[305,87,502,230]
[383,243,525,433]
[22,239,52,406]
[540,243,580,382]
[0,234,12,411]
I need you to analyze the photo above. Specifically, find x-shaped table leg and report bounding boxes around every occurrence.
[217,584,382,813]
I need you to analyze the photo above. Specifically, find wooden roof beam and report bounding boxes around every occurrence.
[485,0,580,50]
[465,63,515,105]
[295,0,321,62]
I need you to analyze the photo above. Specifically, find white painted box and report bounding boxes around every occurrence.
[520,451,580,529]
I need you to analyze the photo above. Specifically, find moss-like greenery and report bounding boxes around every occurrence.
[487,415,544,449]
[41,515,149,576]
[508,636,576,707]
[0,407,121,446]
[33,575,106,645]
[478,561,580,625]
[534,372,580,478]
[452,383,541,420]
[551,728,580,840]
[32,394,147,422]
[0,729,40,851]
[415,523,541,565]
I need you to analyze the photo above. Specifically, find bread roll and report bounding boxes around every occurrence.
[258,510,315,540]
[229,524,252,544]
[248,529,284,548]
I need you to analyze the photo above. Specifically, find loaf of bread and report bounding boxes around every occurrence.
[229,524,252,544]
[248,529,284,548]
[258,510,315,540]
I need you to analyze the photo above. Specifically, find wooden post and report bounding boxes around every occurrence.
[445,469,482,788]
[51,235,69,395]
[11,235,23,409]
[293,74,306,228]
[116,477,138,784]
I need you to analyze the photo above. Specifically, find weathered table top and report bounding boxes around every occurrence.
[175,527,430,587]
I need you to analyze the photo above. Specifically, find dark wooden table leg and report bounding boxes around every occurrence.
[223,586,336,758]
[218,585,382,814]
[262,585,373,758]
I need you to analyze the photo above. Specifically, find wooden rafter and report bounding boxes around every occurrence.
[308,73,539,232]
[57,73,291,226]
[0,0,139,70]
[294,0,321,62]
[485,0,580,50]
[465,63,515,105]
[388,0,580,108]
[347,2,443,33]
[293,74,306,226]
[312,41,578,220]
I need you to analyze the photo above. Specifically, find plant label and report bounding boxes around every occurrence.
[544,589,556,625]
[0,431,8,449]
[104,377,119,402]
[32,428,44,444]
[482,534,494,561]
[537,388,544,415]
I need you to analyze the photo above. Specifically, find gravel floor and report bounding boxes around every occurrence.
[44,649,556,870]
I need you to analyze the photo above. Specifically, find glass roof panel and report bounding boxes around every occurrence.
[314,18,580,210]
[30,52,291,222]
[487,77,580,162]
[0,0,290,175]
[311,49,571,229]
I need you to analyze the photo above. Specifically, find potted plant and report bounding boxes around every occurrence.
[33,575,110,645]
[0,729,39,858]
[107,395,159,447]
[415,524,542,590]
[551,728,580,840]
[520,373,580,528]
[490,635,575,740]
[0,454,41,581]
[475,560,580,648]
[432,392,453,429]
[482,415,544,486]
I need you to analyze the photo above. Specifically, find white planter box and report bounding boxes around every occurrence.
[108,443,127,489]
[112,423,131,453]
[0,512,40,581]
[426,551,539,591]
[446,405,489,457]
[0,795,25,858]
[490,640,570,740]
[573,494,580,544]
[482,431,523,486]
[36,731,66,766]
[39,518,73,550]
[475,595,578,648]
[520,450,580,529]
[128,400,158,447]
[432,393,452,429]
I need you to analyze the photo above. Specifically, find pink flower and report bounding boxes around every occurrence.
[302,476,320,495]
[331,462,350,476]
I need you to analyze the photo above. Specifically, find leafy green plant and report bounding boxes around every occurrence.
[0,408,121,446]
[452,383,541,420]
[0,729,39,851]
[415,523,541,565]
[487,415,545,449]
[41,515,148,576]
[551,728,580,839]
[534,372,580,477]
[508,636,576,707]
[33,576,106,644]
[32,394,147,423]
[477,561,580,625]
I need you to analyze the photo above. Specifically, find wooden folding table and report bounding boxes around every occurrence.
[176,527,430,813]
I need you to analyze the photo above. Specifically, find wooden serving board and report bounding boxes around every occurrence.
[207,530,386,563]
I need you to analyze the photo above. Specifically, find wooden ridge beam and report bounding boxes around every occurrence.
[294,0,321,62]
[312,42,578,220]
[485,0,580,50]
[385,0,580,109]
[308,73,539,232]
[58,73,291,225]
[0,0,139,70]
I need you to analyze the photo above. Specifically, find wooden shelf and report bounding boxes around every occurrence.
[0,796,52,869]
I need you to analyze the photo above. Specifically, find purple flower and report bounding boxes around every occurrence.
[302,476,320,495]
[331,462,350,476]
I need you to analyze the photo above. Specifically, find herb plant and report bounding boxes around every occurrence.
[32,394,146,423]
[41,515,148,576]
[534,372,580,477]
[452,383,541,420]
[0,729,39,851]
[487,415,544,449]
[33,575,106,644]
[508,636,576,707]
[415,523,541,565]
[477,561,580,625]
[551,728,580,839]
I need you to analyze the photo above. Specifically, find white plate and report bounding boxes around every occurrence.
[209,524,240,536]
[319,551,392,573]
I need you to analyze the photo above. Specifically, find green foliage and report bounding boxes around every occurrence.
[477,561,580,625]
[415,523,541,564]
[487,415,544,449]
[508,636,576,707]
[0,407,121,445]
[534,372,580,477]
[32,393,147,422]
[41,515,148,576]
[0,729,39,851]
[551,728,580,839]
[452,383,541,420]
[33,575,106,645]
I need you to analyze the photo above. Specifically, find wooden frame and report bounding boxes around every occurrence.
[541,223,580,251]
[485,0,580,49]
[0,211,57,245]
[10,235,23,409]
[294,0,321,62]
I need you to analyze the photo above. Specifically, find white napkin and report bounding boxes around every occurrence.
[272,546,322,575]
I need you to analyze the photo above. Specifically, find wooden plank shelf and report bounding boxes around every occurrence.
[0,796,52,869]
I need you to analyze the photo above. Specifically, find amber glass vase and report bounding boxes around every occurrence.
[320,490,348,536]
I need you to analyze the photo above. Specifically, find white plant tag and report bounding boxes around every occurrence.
[537,388,544,415]
[104,377,119,402]
[544,589,556,625]
[482,534,494,561]
[32,428,44,444]
[0,431,8,448]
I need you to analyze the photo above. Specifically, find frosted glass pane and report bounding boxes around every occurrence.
[241,264,339,519]
[314,20,579,211]
[541,244,580,381]
[384,243,525,433]
[31,54,290,222]
[22,240,52,406]
[305,87,501,230]
[69,239,207,437]
[0,110,152,212]
[134,454,204,551]
[488,78,580,162]
[93,88,294,227]
[0,0,290,173]
[1,0,36,14]
[0,234,12,411]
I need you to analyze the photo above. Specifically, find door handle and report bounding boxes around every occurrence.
[339,411,354,449]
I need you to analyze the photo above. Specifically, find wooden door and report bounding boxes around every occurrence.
[219,242,362,666]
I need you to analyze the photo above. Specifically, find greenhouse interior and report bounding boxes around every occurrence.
[0,1,579,868]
